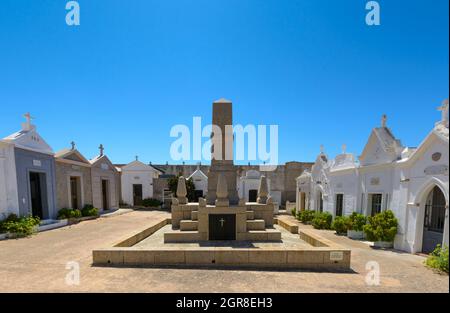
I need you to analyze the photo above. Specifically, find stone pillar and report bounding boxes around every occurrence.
[206,99,239,205]
[215,173,229,207]
[257,176,269,204]
[176,176,188,205]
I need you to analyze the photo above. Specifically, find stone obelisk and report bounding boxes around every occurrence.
[206,98,239,205]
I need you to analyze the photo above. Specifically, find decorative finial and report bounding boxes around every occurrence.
[71,141,76,150]
[381,114,387,127]
[342,144,347,154]
[437,99,449,126]
[257,176,269,204]
[135,155,138,161]
[99,144,104,156]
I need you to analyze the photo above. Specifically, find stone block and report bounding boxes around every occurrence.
[123,251,155,265]
[246,219,265,231]
[92,250,124,265]
[185,250,215,265]
[248,250,287,265]
[214,249,249,265]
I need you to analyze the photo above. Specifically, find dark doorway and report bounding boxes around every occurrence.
[101,179,109,210]
[29,172,44,219]
[70,177,80,210]
[194,190,203,202]
[133,184,143,206]
[209,214,236,240]
[423,186,446,254]
[370,194,383,216]
[248,189,258,202]
[318,191,323,212]
[335,194,344,216]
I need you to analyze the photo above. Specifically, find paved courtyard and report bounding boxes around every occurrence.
[0,211,448,293]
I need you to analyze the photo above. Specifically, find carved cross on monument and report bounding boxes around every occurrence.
[71,141,76,150]
[99,144,104,156]
[24,112,33,124]
[219,218,225,227]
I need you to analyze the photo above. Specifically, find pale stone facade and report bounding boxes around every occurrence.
[55,146,93,211]
[90,147,120,211]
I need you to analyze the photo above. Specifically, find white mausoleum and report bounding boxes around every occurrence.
[119,158,161,206]
[296,100,449,254]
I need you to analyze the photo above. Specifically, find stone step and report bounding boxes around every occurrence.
[246,211,254,220]
[164,230,201,243]
[191,211,198,221]
[180,220,198,231]
[246,219,266,231]
[246,229,282,241]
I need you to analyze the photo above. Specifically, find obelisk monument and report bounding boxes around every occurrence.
[206,98,239,205]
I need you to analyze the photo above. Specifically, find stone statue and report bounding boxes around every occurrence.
[257,175,269,204]
[176,176,188,204]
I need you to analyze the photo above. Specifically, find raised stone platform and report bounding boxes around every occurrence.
[92,220,351,270]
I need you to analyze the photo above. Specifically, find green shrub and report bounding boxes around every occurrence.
[425,245,449,274]
[332,216,349,234]
[312,212,333,230]
[297,210,316,224]
[363,210,398,242]
[348,212,367,232]
[141,198,163,208]
[0,214,40,237]
[81,205,99,217]
[291,208,296,217]
[57,208,82,219]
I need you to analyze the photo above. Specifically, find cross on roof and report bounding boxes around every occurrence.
[342,144,347,154]
[320,145,324,153]
[23,112,33,125]
[71,141,76,150]
[135,155,139,161]
[99,144,104,156]
[438,99,449,125]
[381,114,387,127]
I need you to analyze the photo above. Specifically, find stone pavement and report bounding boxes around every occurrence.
[0,211,448,293]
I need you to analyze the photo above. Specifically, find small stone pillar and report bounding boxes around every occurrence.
[257,175,269,204]
[176,176,188,204]
[215,173,229,207]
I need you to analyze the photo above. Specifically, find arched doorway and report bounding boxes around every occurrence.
[422,186,446,254]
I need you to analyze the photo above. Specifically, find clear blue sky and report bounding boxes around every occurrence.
[0,0,448,165]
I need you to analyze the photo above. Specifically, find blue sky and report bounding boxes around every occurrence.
[0,0,448,165]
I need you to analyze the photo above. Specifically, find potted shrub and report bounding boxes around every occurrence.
[347,212,367,240]
[297,210,315,224]
[81,205,99,217]
[312,212,333,230]
[363,210,398,248]
[332,216,349,235]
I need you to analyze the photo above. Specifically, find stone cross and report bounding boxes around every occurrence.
[342,144,347,154]
[23,112,33,125]
[135,155,139,161]
[71,141,76,150]
[320,145,324,154]
[381,114,387,127]
[99,144,104,156]
[438,99,449,126]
